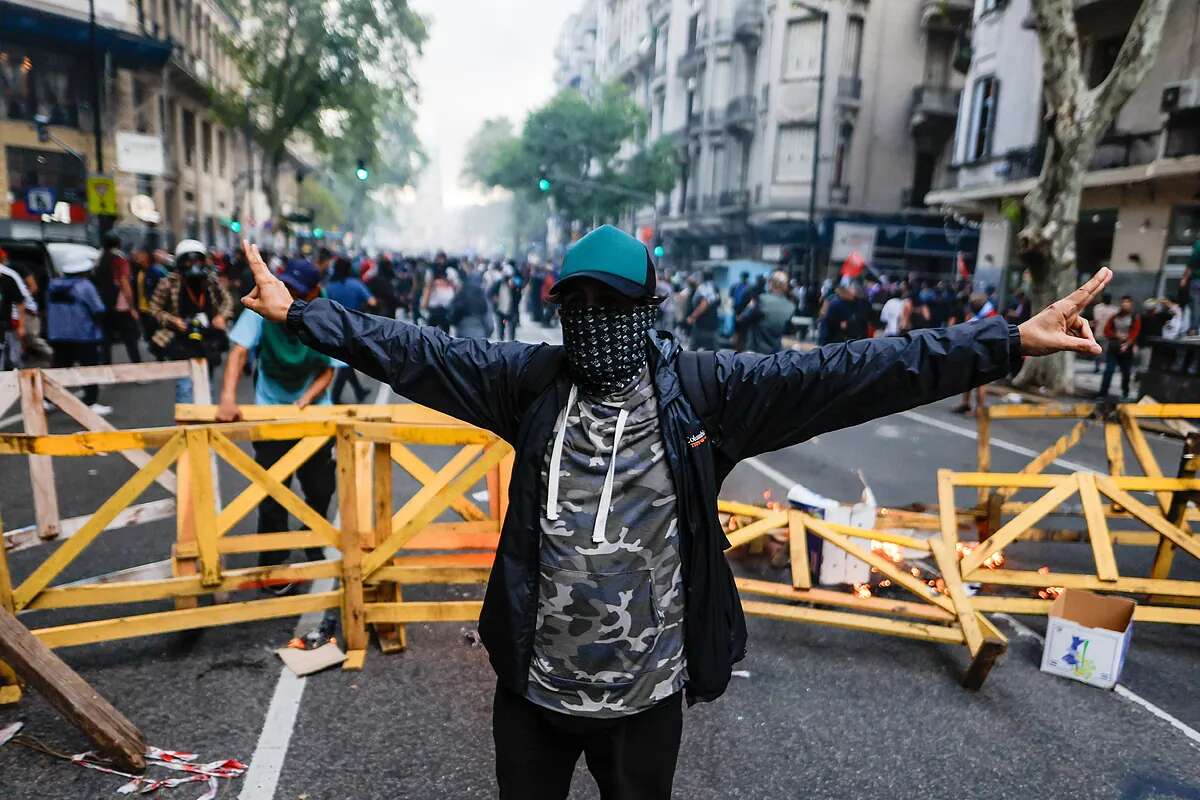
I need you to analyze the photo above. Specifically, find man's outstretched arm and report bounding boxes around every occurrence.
[238,241,539,439]
[717,269,1112,459]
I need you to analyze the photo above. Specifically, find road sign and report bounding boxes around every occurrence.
[86,176,118,216]
[25,187,57,215]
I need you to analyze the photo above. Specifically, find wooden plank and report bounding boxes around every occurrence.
[39,374,179,496]
[1120,411,1172,512]
[369,554,495,584]
[788,510,812,589]
[740,599,965,644]
[1077,473,1119,582]
[209,431,340,548]
[185,429,221,587]
[948,473,1070,489]
[813,520,931,551]
[803,515,956,614]
[1095,476,1200,564]
[977,408,991,506]
[173,438,198,611]
[0,518,13,613]
[0,606,145,771]
[176,531,330,557]
[959,479,1079,575]
[19,369,60,539]
[176,403,456,424]
[342,650,366,671]
[1120,403,1200,419]
[365,439,511,576]
[716,499,775,519]
[215,436,331,536]
[938,469,961,548]
[13,434,185,610]
[723,512,788,550]
[401,529,501,551]
[996,420,1087,501]
[971,595,1200,625]
[970,568,1200,597]
[929,539,985,656]
[364,600,484,623]
[350,421,498,446]
[1105,421,1125,476]
[5,499,175,554]
[370,443,403,652]
[336,425,367,653]
[44,359,191,387]
[736,577,955,622]
[25,560,342,610]
[32,591,341,649]
[985,403,1095,419]
[354,440,373,543]
[390,441,487,521]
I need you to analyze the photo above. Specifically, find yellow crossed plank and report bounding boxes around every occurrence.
[959,479,1079,576]
[996,420,1087,501]
[208,431,340,549]
[364,600,484,623]
[723,512,788,550]
[1077,473,1119,582]
[215,436,331,536]
[802,515,955,614]
[1105,421,1125,476]
[736,577,954,622]
[937,469,960,548]
[364,439,511,577]
[929,539,986,656]
[788,510,811,590]
[390,441,487,521]
[984,403,1096,419]
[969,568,1200,597]
[813,519,931,551]
[741,599,965,645]
[1119,411,1172,512]
[1121,403,1200,418]
[14,434,185,610]
[1095,476,1200,564]
[185,429,221,587]
[390,444,484,534]
[716,499,777,519]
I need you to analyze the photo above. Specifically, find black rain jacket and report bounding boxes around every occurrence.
[288,298,1022,703]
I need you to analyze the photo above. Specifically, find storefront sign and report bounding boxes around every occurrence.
[831,222,877,264]
[115,132,166,177]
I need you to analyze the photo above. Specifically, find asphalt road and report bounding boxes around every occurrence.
[2,329,1199,800]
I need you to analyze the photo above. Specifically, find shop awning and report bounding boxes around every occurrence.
[0,1,173,69]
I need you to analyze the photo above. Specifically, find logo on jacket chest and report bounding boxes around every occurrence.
[687,430,707,448]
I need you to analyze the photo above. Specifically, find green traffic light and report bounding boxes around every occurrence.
[230,221,242,234]
[356,167,369,181]
[313,227,325,239]
[538,178,551,192]
[653,245,665,258]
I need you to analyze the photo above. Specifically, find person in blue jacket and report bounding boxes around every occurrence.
[237,226,1110,799]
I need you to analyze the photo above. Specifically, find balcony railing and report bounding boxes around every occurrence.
[725,95,757,134]
[718,189,750,213]
[734,2,764,45]
[837,75,863,102]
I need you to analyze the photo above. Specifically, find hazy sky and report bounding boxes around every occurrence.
[409,1,576,208]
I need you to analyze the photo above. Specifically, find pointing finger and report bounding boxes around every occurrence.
[1063,267,1113,315]
[242,239,271,282]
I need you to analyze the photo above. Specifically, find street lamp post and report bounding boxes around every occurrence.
[791,1,827,285]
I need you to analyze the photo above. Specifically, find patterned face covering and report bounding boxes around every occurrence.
[559,304,655,396]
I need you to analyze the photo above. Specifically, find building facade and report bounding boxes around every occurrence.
[556,0,981,280]
[1,0,307,251]
[927,0,1200,301]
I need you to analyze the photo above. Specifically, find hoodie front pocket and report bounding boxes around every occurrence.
[532,563,662,688]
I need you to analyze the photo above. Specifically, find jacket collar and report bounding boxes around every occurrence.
[647,329,683,406]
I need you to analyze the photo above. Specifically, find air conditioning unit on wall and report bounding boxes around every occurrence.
[1161,79,1200,113]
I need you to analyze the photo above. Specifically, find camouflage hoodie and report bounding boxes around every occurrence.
[527,367,686,717]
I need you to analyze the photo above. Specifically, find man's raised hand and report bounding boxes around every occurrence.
[1017,267,1113,357]
[240,240,293,323]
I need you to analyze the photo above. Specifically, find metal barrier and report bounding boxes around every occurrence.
[938,470,1200,625]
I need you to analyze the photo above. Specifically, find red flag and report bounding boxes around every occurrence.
[840,250,865,279]
[957,252,970,280]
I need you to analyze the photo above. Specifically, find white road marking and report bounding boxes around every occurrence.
[993,614,1200,749]
[242,382,393,798]
[0,412,24,429]
[900,410,1094,473]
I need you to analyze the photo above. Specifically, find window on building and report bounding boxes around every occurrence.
[711,143,725,196]
[783,17,822,80]
[687,14,700,50]
[201,121,212,173]
[841,15,864,80]
[832,122,853,186]
[5,146,88,208]
[217,129,227,176]
[136,174,153,197]
[0,46,87,127]
[964,75,998,162]
[774,124,815,182]
[182,109,196,167]
[655,24,669,70]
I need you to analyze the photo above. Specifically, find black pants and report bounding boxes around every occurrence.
[492,684,682,800]
[496,312,518,341]
[332,366,368,403]
[102,311,142,365]
[1100,345,1134,398]
[253,438,335,567]
[51,341,100,404]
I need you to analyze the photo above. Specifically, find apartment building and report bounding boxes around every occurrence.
[1,0,307,250]
[556,0,980,278]
[928,0,1200,301]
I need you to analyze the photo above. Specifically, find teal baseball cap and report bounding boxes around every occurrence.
[550,224,661,303]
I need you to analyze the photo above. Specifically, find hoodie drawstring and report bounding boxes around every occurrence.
[591,407,629,544]
[544,384,577,521]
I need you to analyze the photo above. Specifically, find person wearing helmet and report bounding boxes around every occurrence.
[149,239,234,402]
[45,254,109,414]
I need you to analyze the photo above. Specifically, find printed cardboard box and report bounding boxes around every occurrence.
[1040,589,1135,689]
[787,481,877,586]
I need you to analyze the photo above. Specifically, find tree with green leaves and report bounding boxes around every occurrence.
[216,0,426,232]
[462,117,548,255]
[464,84,678,235]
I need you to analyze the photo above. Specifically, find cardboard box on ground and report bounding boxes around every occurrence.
[787,480,877,585]
[1040,590,1135,689]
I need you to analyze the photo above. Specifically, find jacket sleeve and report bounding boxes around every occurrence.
[715,316,1022,459]
[287,297,543,441]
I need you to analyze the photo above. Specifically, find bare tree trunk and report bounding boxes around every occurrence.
[1012,0,1171,393]
[263,152,284,246]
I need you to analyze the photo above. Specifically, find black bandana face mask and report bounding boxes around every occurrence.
[560,304,655,396]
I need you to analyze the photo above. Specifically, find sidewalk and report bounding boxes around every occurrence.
[512,319,562,346]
